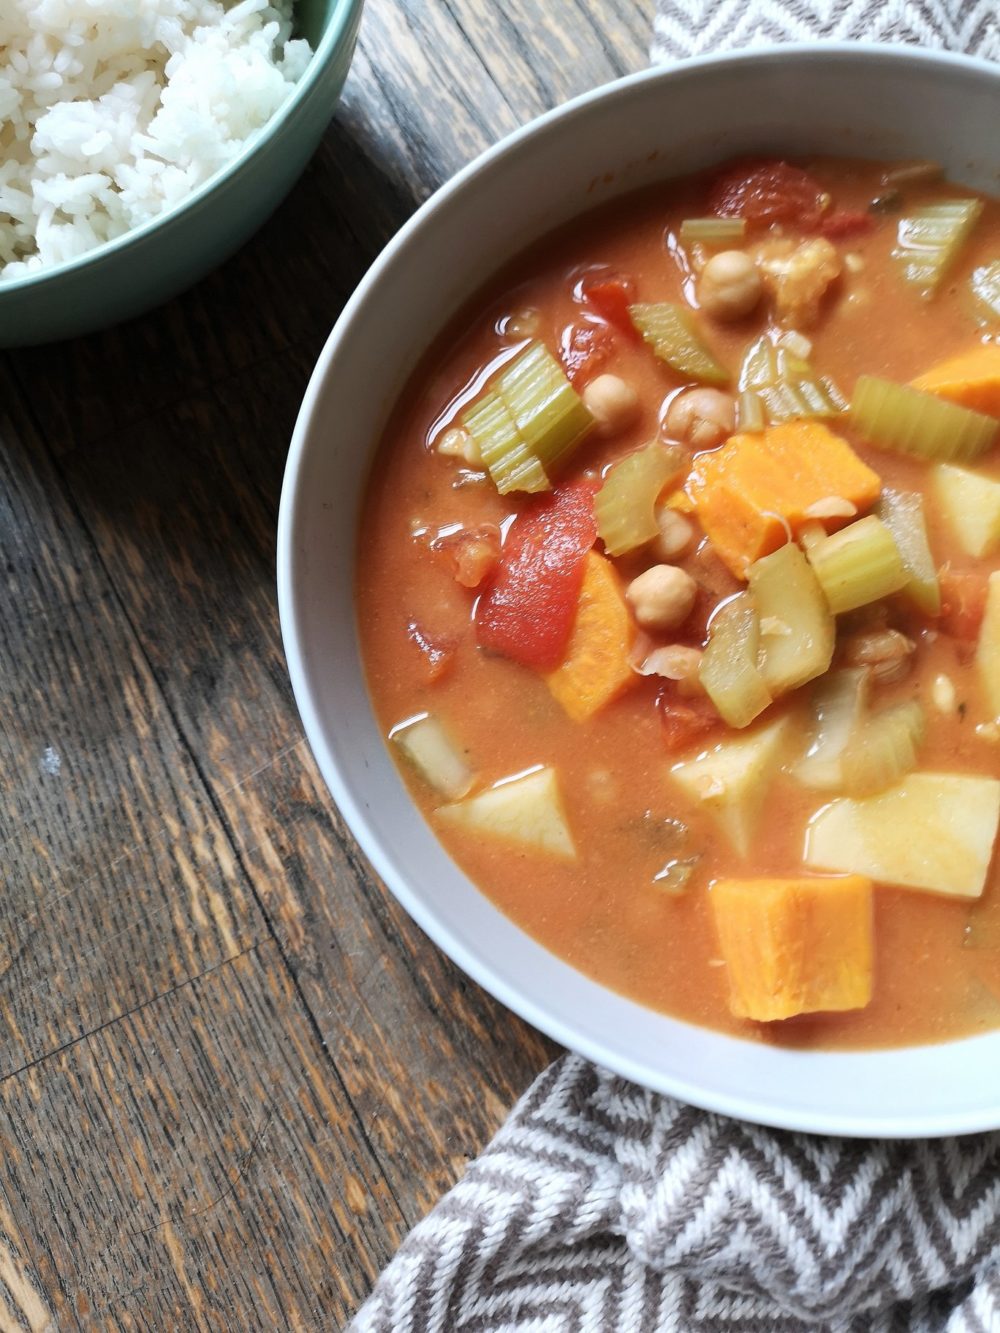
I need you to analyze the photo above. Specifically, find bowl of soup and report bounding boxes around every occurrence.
[278,43,1000,1136]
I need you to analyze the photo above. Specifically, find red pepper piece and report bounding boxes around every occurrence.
[709,159,829,231]
[559,320,614,385]
[939,567,989,640]
[820,210,876,239]
[475,482,598,670]
[657,688,720,753]
[584,277,640,340]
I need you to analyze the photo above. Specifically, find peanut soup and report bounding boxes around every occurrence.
[358,157,1000,1049]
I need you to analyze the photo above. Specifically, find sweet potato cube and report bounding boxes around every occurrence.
[684,422,882,577]
[545,551,636,721]
[911,343,1000,417]
[710,874,873,1021]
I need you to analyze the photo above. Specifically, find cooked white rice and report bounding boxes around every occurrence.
[0,0,313,279]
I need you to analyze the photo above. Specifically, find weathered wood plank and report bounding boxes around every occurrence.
[0,365,263,1067]
[0,942,404,1330]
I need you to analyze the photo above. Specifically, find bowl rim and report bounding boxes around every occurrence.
[278,41,1000,1139]
[0,0,364,294]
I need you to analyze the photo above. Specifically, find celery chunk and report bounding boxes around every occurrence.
[738,333,846,424]
[852,375,998,462]
[436,766,576,858]
[839,699,925,797]
[894,199,983,295]
[699,593,772,728]
[971,261,1000,322]
[629,302,728,384]
[679,217,747,246]
[794,669,870,791]
[391,713,475,800]
[877,489,941,614]
[805,515,908,615]
[932,464,1000,559]
[464,390,549,494]
[502,341,593,470]
[736,390,765,433]
[595,443,677,557]
[748,542,834,696]
[462,341,594,495]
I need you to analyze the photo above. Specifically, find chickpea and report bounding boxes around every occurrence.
[582,373,639,436]
[652,507,695,561]
[697,249,762,321]
[641,644,704,695]
[626,564,697,632]
[662,387,735,450]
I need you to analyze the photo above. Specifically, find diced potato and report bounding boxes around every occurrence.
[932,463,1000,559]
[669,718,789,857]
[748,542,834,695]
[545,551,636,721]
[391,713,474,799]
[805,772,1000,898]
[978,571,1000,720]
[710,875,873,1021]
[436,766,576,858]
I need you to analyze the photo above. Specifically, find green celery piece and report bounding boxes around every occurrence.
[839,700,926,798]
[748,543,834,695]
[678,217,746,246]
[851,374,998,462]
[971,261,1000,322]
[595,443,676,557]
[462,341,594,495]
[738,334,846,424]
[464,389,549,494]
[894,199,983,295]
[498,341,594,473]
[736,390,765,432]
[876,489,941,615]
[806,515,908,615]
[629,302,728,384]
[794,669,871,792]
[699,593,772,728]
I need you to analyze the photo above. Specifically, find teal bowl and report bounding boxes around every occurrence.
[0,0,363,347]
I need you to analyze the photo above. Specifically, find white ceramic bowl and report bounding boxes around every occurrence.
[279,44,1000,1138]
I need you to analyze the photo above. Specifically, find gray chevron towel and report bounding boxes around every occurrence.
[350,7,1000,1331]
[352,1056,1000,1330]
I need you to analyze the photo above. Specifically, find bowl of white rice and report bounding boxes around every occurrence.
[0,0,363,346]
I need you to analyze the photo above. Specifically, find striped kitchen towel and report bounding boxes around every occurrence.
[350,6,1000,1330]
[350,1056,1000,1330]
[652,0,1000,61]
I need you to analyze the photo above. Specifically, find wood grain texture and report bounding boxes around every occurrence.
[0,0,651,1326]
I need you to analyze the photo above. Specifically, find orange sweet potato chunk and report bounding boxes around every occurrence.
[710,874,874,1022]
[910,343,1000,417]
[684,422,882,577]
[545,551,636,721]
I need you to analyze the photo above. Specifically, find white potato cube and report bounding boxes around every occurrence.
[805,772,1000,898]
[932,463,1000,558]
[436,766,576,858]
[669,718,789,857]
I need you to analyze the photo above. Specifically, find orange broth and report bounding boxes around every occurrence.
[357,157,1000,1049]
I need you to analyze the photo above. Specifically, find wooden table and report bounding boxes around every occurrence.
[0,2,651,1326]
